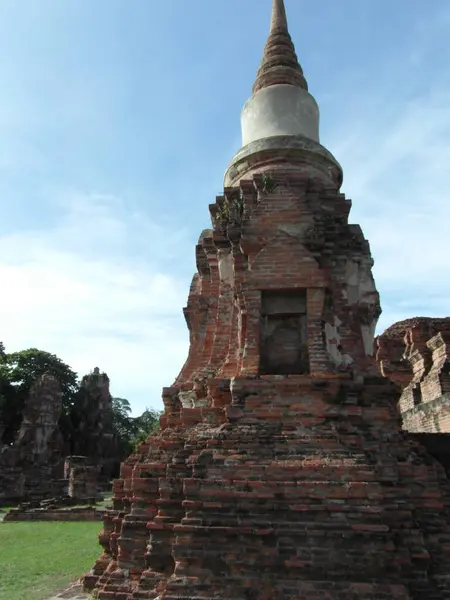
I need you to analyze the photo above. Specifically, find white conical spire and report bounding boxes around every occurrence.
[271,0,288,30]
[224,0,343,189]
[241,0,319,148]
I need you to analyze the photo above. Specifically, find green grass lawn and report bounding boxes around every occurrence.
[0,521,101,600]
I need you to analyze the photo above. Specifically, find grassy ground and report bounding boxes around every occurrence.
[0,521,101,600]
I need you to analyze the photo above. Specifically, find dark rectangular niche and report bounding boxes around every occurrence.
[259,289,309,375]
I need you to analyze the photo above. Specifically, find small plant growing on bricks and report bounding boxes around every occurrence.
[261,172,276,193]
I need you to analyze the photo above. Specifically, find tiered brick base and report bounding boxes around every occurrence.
[85,375,450,599]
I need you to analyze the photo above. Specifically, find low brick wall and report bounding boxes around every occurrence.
[403,393,450,433]
[4,507,104,522]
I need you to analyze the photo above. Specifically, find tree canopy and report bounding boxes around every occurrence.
[0,343,160,457]
[112,397,159,456]
[0,348,78,444]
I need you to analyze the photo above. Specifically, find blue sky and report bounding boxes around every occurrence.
[0,0,449,415]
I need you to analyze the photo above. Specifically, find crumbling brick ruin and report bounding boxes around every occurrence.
[0,366,116,503]
[377,317,450,433]
[85,2,450,599]
[71,368,117,482]
[65,455,100,502]
[0,373,65,503]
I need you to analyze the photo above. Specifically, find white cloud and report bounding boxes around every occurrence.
[1,3,449,414]
[0,192,191,414]
[4,70,449,408]
[324,22,450,335]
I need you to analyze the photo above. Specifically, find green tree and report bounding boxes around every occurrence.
[111,397,133,437]
[110,399,160,457]
[131,408,160,447]
[0,347,78,444]
[0,344,16,444]
[109,397,133,457]
[3,348,78,398]
[0,342,161,465]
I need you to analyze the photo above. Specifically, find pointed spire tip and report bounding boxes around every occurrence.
[252,0,308,94]
[271,0,288,32]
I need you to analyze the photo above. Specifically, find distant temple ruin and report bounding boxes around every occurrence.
[0,367,116,504]
[71,368,117,481]
[0,373,64,502]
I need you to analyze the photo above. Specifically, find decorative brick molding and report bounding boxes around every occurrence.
[377,317,450,433]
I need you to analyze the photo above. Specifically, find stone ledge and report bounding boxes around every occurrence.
[402,392,450,420]
[224,134,343,187]
[4,507,104,522]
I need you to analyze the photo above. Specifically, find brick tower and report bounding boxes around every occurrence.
[86,2,450,598]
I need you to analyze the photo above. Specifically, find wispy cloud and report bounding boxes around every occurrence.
[0,0,449,414]
[324,8,450,334]
[0,193,190,413]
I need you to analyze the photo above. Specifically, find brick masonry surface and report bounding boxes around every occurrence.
[83,171,450,600]
[377,317,450,433]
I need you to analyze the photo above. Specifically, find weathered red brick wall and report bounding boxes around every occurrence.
[174,171,380,394]
[84,172,450,600]
[377,317,450,433]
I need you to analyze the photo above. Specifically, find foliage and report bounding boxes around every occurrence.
[261,172,276,193]
[111,397,132,432]
[216,200,230,225]
[0,347,78,445]
[0,521,101,600]
[131,407,160,447]
[0,342,161,459]
[232,192,244,215]
[216,191,245,231]
[111,398,160,456]
[0,348,78,396]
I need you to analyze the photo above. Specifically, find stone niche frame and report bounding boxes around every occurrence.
[239,286,329,377]
[259,289,309,375]
[238,237,329,377]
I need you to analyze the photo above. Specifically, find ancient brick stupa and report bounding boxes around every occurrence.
[85,2,450,598]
